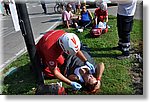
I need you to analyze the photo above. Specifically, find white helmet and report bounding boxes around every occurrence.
[99,2,107,11]
[59,33,81,55]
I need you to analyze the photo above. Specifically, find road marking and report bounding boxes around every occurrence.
[0,27,18,38]
[0,18,61,72]
[35,17,61,43]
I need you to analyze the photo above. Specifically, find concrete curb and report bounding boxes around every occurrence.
[0,18,62,72]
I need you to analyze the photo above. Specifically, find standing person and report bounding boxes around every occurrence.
[112,0,137,59]
[3,0,11,15]
[0,0,4,16]
[41,0,47,14]
[36,30,95,90]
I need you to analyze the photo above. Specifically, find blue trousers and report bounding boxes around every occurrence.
[117,14,134,56]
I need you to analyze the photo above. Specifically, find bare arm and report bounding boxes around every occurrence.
[105,16,108,23]
[76,50,87,62]
[95,62,105,80]
[50,66,72,85]
[94,14,98,26]
[66,20,70,29]
[68,74,79,81]
[87,10,93,20]
[92,62,105,92]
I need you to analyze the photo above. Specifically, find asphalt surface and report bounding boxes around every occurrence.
[0,2,143,71]
[0,3,62,71]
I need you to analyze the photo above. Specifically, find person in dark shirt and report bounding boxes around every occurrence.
[61,49,105,92]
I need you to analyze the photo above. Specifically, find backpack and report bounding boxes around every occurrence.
[90,22,108,38]
[90,28,102,38]
[35,82,66,95]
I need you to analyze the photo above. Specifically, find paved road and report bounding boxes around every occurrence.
[0,3,62,71]
[0,2,143,71]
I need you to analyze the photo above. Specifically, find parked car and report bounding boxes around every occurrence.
[96,0,117,7]
[79,0,96,7]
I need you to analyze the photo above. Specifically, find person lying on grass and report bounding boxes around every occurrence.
[61,50,105,93]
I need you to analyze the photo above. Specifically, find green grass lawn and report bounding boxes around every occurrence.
[0,15,143,95]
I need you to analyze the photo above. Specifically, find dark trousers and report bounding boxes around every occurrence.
[117,14,134,56]
[81,21,91,28]
[4,3,11,15]
[41,2,47,13]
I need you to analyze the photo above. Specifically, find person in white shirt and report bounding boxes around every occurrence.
[112,0,137,59]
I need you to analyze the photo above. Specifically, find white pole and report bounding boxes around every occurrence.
[9,0,20,32]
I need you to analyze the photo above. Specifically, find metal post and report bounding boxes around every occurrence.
[15,3,44,85]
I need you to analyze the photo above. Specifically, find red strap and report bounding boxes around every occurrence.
[96,77,101,81]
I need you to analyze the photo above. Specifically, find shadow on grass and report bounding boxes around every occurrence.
[91,53,117,58]
[90,47,114,52]
[2,63,36,95]
[41,19,61,23]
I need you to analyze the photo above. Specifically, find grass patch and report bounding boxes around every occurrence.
[1,15,143,95]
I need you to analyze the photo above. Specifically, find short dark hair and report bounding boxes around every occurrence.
[67,3,72,9]
[84,81,98,92]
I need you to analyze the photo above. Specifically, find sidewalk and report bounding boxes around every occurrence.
[0,13,62,72]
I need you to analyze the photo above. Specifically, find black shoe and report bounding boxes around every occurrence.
[116,54,130,60]
[42,12,47,14]
[112,46,121,51]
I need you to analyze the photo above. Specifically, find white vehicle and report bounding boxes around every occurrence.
[80,0,97,6]
[96,0,117,7]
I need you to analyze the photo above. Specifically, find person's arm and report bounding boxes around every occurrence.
[94,12,98,27]
[92,62,105,92]
[66,20,70,29]
[105,16,108,23]
[68,74,79,81]
[50,66,72,85]
[87,10,93,20]
[50,66,82,90]
[76,50,87,62]
[105,10,108,23]
[76,50,95,73]
[95,62,105,80]
[94,16,98,26]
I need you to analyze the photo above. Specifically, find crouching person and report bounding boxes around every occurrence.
[35,30,96,91]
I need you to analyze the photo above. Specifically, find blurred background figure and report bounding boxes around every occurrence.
[0,0,5,16]
[70,1,76,14]
[94,2,108,28]
[76,0,81,15]
[3,0,11,15]
[41,0,47,14]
